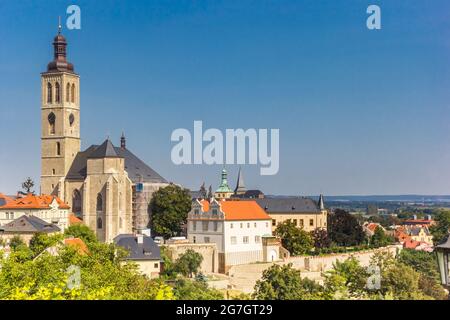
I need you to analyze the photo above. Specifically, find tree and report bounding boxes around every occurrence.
[150,184,192,238]
[370,226,394,247]
[430,210,450,244]
[324,257,368,298]
[174,249,203,278]
[64,224,97,244]
[172,278,223,300]
[311,228,331,249]
[253,264,322,300]
[328,209,365,246]
[29,232,63,257]
[398,249,440,280]
[21,177,35,194]
[275,221,313,256]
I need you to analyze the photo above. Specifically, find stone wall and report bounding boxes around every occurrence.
[163,242,219,274]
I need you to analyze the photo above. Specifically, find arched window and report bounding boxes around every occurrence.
[55,82,60,103]
[96,193,103,212]
[56,142,61,156]
[69,113,75,126]
[72,189,82,217]
[66,83,70,102]
[97,217,103,229]
[48,112,56,134]
[47,83,52,103]
[71,84,75,103]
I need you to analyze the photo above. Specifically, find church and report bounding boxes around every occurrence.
[40,26,168,242]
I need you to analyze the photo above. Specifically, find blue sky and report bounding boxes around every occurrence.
[1,0,450,196]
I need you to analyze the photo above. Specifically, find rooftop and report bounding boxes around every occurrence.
[0,194,69,210]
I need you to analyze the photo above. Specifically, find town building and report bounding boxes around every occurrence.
[255,195,328,232]
[214,169,234,199]
[0,215,61,244]
[39,26,168,242]
[187,198,278,273]
[0,193,69,231]
[114,234,161,278]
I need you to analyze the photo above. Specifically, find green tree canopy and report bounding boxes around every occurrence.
[150,184,192,238]
[328,209,365,246]
[274,221,313,256]
[174,249,203,278]
[64,224,98,245]
[29,232,63,257]
[430,209,450,244]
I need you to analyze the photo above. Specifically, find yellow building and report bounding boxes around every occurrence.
[255,195,328,232]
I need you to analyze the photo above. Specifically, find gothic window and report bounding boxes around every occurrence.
[96,193,103,212]
[97,217,103,229]
[56,142,61,156]
[48,112,56,134]
[69,113,75,126]
[72,189,82,217]
[66,83,70,102]
[71,84,75,103]
[47,83,52,103]
[55,82,60,103]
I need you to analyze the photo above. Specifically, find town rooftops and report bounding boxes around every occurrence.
[2,215,61,233]
[114,234,161,261]
[0,193,13,207]
[254,197,322,213]
[198,199,271,221]
[66,141,167,184]
[68,213,83,225]
[0,194,70,210]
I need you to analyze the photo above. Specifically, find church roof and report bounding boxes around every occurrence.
[88,139,121,159]
[255,197,321,213]
[114,234,161,261]
[234,167,246,194]
[66,141,167,184]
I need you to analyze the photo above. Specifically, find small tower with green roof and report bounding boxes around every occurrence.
[214,168,234,199]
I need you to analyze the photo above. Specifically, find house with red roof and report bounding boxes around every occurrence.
[0,193,70,231]
[187,198,279,273]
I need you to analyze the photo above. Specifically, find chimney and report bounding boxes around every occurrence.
[413,215,417,220]
[136,233,144,245]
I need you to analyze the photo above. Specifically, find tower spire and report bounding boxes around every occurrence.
[234,166,247,195]
[121,132,126,149]
[58,16,62,34]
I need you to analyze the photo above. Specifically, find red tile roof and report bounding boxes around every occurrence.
[0,193,13,206]
[68,213,83,225]
[64,238,88,255]
[0,194,70,210]
[200,199,271,221]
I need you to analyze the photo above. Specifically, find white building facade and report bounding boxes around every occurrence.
[187,198,276,273]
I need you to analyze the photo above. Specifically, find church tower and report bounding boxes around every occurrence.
[41,23,80,195]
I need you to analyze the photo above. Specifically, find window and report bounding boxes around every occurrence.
[272,219,276,226]
[204,237,210,243]
[97,217,102,229]
[55,82,60,103]
[230,236,237,244]
[243,236,249,244]
[254,222,257,228]
[266,222,269,228]
[72,189,82,216]
[300,219,304,227]
[154,263,159,269]
[193,236,196,243]
[96,193,103,212]
[56,142,61,156]
[52,168,56,175]
[71,84,75,103]
[293,219,298,226]
[194,209,199,215]
[255,236,261,243]
[192,221,197,231]
[247,223,250,228]
[47,83,52,103]
[213,221,218,231]
[202,221,208,231]
[240,223,243,228]
[230,223,233,229]
[212,209,218,215]
[48,112,56,134]
[310,219,314,227]
[10,212,14,219]
[66,83,70,102]
[69,113,75,126]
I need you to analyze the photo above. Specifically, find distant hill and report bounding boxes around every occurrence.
[266,195,450,203]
